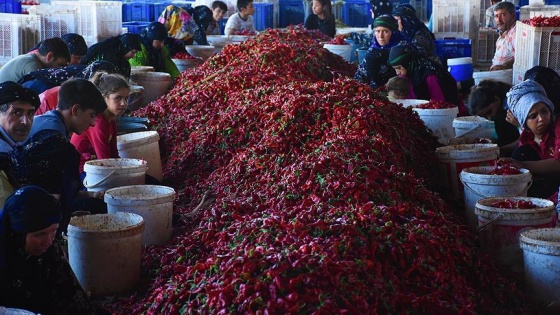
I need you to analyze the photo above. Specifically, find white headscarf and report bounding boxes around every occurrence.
[506,79,554,128]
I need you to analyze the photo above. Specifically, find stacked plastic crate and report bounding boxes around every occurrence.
[50,0,123,46]
[28,4,78,40]
[341,0,370,27]
[513,20,560,84]
[0,13,42,66]
[431,0,481,65]
[476,28,499,66]
[253,2,273,31]
[518,5,560,21]
[0,0,22,13]
[278,0,304,28]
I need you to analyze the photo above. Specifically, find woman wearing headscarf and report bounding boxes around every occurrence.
[158,5,213,45]
[388,42,465,115]
[129,22,180,79]
[0,185,104,314]
[80,33,141,78]
[498,80,560,200]
[392,4,440,64]
[33,61,117,115]
[354,15,402,89]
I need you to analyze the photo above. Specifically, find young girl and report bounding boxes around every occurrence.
[70,73,130,176]
[304,0,336,38]
[498,79,560,200]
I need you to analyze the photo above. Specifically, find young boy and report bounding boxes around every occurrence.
[385,76,410,101]
[224,0,256,35]
[206,1,228,35]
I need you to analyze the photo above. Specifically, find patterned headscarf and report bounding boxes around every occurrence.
[392,4,424,42]
[77,61,117,80]
[370,0,393,17]
[61,33,88,56]
[0,81,40,109]
[506,79,555,128]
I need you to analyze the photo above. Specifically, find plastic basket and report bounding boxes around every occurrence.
[0,13,41,66]
[253,2,273,31]
[28,4,78,40]
[519,5,560,22]
[515,20,560,71]
[476,28,499,65]
[432,0,480,39]
[0,0,22,13]
[341,0,371,28]
[279,0,304,28]
[122,1,152,22]
[51,0,123,46]
[435,39,472,67]
[122,21,150,34]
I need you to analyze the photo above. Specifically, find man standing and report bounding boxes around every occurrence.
[0,38,70,83]
[490,1,516,71]
[0,81,40,153]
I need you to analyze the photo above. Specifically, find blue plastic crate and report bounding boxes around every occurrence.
[122,21,151,34]
[0,0,22,14]
[279,0,304,28]
[341,1,371,27]
[122,2,152,22]
[219,17,227,34]
[435,39,472,68]
[254,3,273,31]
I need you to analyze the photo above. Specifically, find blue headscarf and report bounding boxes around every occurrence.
[392,4,424,43]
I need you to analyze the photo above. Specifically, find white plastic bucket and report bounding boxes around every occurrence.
[460,166,532,230]
[117,131,162,181]
[185,45,217,60]
[323,44,353,62]
[413,106,459,145]
[435,144,499,200]
[453,116,497,141]
[519,228,560,304]
[396,99,429,107]
[83,158,148,192]
[172,58,202,72]
[130,72,172,107]
[67,212,144,296]
[105,185,175,245]
[0,307,36,314]
[130,66,154,74]
[475,197,555,271]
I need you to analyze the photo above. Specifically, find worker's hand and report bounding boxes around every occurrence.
[496,157,523,169]
[505,110,520,127]
[489,64,505,71]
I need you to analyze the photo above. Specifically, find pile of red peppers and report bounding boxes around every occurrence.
[108,27,537,314]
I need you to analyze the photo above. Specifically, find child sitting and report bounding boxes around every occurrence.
[207,1,228,35]
[304,0,336,37]
[385,76,410,101]
[224,0,256,35]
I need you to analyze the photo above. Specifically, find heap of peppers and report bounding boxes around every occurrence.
[109,26,538,313]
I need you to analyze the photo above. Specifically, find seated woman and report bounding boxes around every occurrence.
[158,5,213,45]
[0,185,103,314]
[388,42,466,114]
[392,4,440,64]
[80,33,141,78]
[468,79,520,156]
[354,15,402,89]
[498,79,560,200]
[129,22,180,80]
[303,0,336,38]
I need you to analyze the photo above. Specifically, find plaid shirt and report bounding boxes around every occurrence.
[492,24,516,67]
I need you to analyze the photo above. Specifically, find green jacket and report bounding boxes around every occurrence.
[129,43,180,79]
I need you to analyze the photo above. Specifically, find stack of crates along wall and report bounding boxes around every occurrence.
[341,0,370,27]
[253,2,274,31]
[519,5,560,22]
[476,28,499,66]
[0,13,41,66]
[513,20,560,84]
[278,0,304,28]
[122,1,153,22]
[255,0,279,29]
[28,4,78,41]
[50,0,122,47]
[431,0,481,65]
